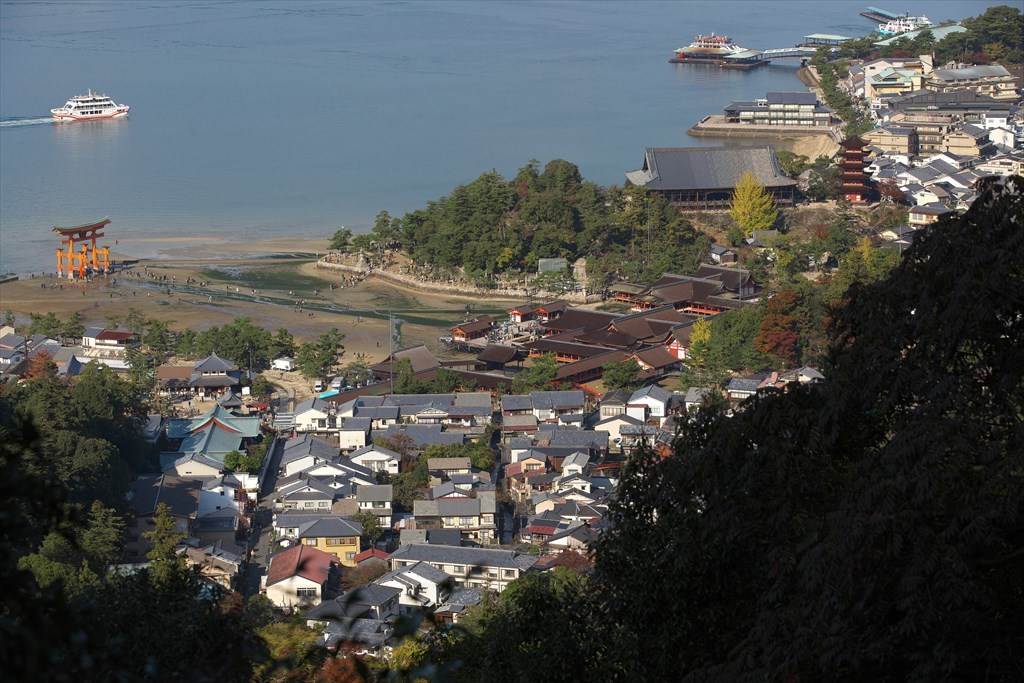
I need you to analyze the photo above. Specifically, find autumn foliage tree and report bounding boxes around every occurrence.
[755,289,802,366]
[730,171,778,236]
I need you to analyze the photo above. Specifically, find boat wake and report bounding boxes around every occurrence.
[0,116,56,129]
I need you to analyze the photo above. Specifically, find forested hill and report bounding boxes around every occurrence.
[353,159,711,287]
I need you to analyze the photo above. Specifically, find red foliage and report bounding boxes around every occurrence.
[755,290,802,366]
[25,350,56,379]
[812,223,829,240]
[315,656,366,683]
[550,549,594,574]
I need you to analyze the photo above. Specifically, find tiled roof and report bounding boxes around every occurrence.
[390,543,540,571]
[265,544,336,587]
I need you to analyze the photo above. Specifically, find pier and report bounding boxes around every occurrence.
[670,36,842,70]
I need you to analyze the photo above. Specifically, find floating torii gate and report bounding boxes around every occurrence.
[54,217,111,279]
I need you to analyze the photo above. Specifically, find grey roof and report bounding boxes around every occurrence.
[452,391,492,407]
[501,395,534,412]
[282,434,338,463]
[765,91,817,105]
[376,424,465,448]
[530,390,585,410]
[353,405,400,421]
[273,511,332,530]
[356,484,393,503]
[727,378,761,392]
[295,396,330,414]
[390,543,540,571]
[377,560,451,587]
[194,352,237,373]
[931,64,1012,82]
[684,387,717,404]
[627,146,798,191]
[383,393,455,407]
[341,416,372,432]
[537,429,609,450]
[413,500,440,517]
[629,384,673,404]
[427,457,471,471]
[298,516,363,539]
[348,444,400,461]
[436,498,484,516]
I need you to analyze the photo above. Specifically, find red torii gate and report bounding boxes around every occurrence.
[54,217,111,278]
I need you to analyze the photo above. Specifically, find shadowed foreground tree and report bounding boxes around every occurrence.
[594,176,1024,681]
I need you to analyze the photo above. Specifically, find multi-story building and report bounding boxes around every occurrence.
[923,65,1020,102]
[722,92,833,127]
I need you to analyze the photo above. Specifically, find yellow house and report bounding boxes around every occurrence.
[298,517,362,567]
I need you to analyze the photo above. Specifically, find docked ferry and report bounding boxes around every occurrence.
[51,90,130,121]
[673,33,748,60]
[878,15,931,35]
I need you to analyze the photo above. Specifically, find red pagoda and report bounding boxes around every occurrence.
[839,135,871,204]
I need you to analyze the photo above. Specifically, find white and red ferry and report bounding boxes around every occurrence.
[674,33,748,59]
[51,90,130,121]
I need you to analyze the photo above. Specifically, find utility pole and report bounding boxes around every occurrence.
[389,310,394,395]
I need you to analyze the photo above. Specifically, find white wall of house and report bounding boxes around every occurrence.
[264,575,325,610]
[338,429,369,451]
[197,485,241,518]
[294,409,332,433]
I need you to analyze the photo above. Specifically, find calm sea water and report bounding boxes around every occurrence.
[0,0,1000,273]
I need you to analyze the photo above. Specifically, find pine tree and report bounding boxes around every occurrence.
[730,171,778,236]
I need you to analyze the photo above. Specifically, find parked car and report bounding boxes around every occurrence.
[313,380,324,392]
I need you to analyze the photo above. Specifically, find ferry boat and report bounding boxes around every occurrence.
[877,15,931,36]
[674,33,747,60]
[51,90,130,121]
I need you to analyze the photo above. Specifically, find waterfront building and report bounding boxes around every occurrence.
[625,146,798,209]
[722,92,832,127]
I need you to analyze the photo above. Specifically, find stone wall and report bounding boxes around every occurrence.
[315,259,599,304]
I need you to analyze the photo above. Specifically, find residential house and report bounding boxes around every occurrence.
[356,484,394,526]
[294,397,335,433]
[281,434,340,478]
[348,444,401,474]
[531,391,585,423]
[412,491,497,544]
[338,416,372,450]
[263,544,340,609]
[625,385,674,423]
[909,202,957,227]
[297,516,363,566]
[388,543,539,592]
[375,561,454,615]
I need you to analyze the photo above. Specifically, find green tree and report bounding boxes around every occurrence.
[60,311,85,344]
[28,312,61,338]
[142,318,172,355]
[328,228,352,251]
[601,359,641,391]
[223,449,246,472]
[250,374,274,400]
[730,171,778,236]
[144,502,186,585]
[512,352,559,393]
[3,309,14,327]
[349,510,383,546]
[295,329,345,380]
[269,327,297,359]
[592,176,1024,681]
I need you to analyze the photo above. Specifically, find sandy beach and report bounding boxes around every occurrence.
[0,236,525,364]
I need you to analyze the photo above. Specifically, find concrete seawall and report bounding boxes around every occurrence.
[315,259,600,304]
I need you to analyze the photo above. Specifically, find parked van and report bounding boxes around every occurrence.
[330,376,344,391]
[313,380,324,393]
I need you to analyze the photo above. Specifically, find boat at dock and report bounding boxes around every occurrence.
[672,33,748,61]
[51,90,130,122]
[878,15,931,36]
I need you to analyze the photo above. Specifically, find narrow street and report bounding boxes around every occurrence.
[242,437,284,596]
